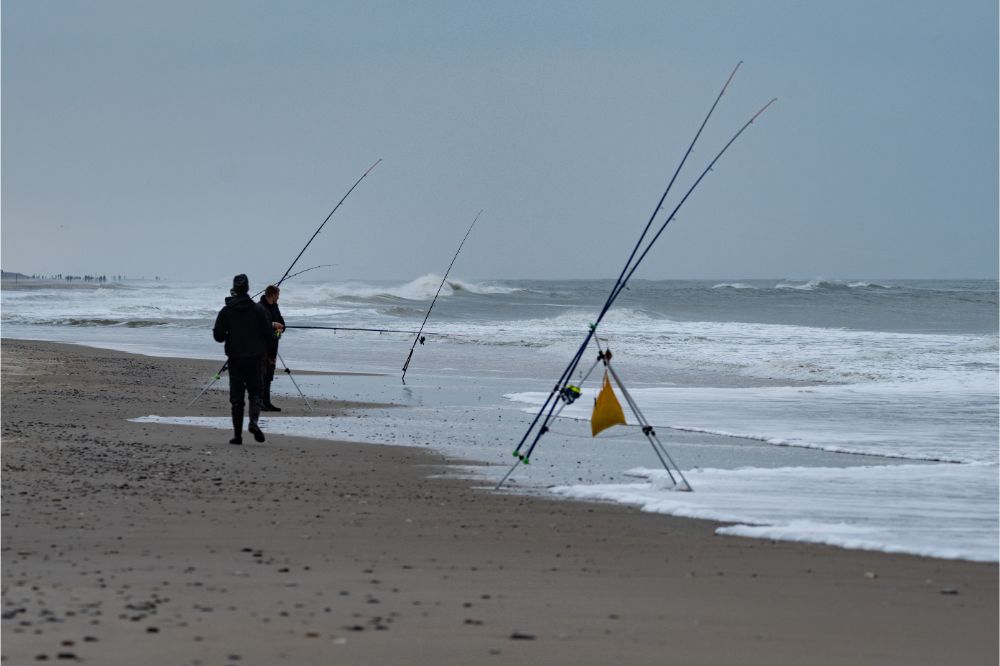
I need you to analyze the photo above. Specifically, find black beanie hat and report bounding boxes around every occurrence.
[232,274,249,295]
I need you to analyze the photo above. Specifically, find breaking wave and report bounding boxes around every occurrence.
[309,275,525,302]
[712,282,757,290]
[33,318,171,328]
[776,278,892,291]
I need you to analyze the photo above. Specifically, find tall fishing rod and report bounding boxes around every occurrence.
[189,161,381,407]
[401,209,483,384]
[504,63,746,471]
[502,101,777,488]
[275,159,382,287]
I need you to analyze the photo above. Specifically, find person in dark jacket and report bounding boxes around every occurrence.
[213,274,276,445]
[258,284,285,411]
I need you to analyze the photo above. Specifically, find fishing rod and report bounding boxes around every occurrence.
[504,62,744,471]
[189,161,381,407]
[283,263,334,283]
[187,368,225,408]
[501,80,775,488]
[193,317,454,407]
[285,324,454,337]
[401,209,483,384]
[275,159,382,288]
[251,264,335,299]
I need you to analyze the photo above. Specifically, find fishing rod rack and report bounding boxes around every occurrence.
[500,62,774,489]
[495,337,692,492]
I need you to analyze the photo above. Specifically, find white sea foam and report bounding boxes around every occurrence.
[508,378,998,464]
[551,464,999,562]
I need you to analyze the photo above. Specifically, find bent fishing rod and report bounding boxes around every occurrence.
[276,159,382,287]
[401,209,483,384]
[500,86,775,489]
[190,161,382,405]
[251,264,334,299]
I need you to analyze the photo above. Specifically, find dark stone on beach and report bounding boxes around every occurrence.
[55,654,77,661]
[510,631,535,640]
[940,588,959,595]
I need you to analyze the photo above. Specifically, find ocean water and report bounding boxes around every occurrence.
[3,276,997,561]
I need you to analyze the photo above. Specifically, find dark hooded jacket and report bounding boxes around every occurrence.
[258,297,284,330]
[213,294,276,359]
[258,296,284,357]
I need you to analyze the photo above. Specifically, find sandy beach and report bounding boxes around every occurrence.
[1,338,996,665]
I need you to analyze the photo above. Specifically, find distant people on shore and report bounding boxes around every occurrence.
[0,272,133,282]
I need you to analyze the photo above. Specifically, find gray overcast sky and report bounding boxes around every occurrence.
[2,0,997,282]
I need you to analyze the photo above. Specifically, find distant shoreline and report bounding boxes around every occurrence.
[1,278,129,290]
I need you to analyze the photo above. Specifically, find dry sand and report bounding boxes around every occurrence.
[1,338,996,665]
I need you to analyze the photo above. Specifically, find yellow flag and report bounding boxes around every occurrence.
[591,372,626,436]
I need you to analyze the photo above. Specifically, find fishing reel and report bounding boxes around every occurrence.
[559,385,582,404]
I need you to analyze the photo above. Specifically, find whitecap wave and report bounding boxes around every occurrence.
[776,278,892,291]
[304,275,524,302]
[712,282,757,290]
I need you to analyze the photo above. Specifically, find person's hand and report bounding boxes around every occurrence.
[268,356,276,366]
[273,322,284,332]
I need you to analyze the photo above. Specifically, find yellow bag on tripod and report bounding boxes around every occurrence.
[591,372,626,436]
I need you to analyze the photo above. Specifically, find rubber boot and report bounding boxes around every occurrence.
[248,396,265,443]
[230,405,244,445]
[263,383,281,412]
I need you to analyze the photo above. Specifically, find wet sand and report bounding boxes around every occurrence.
[1,338,996,664]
